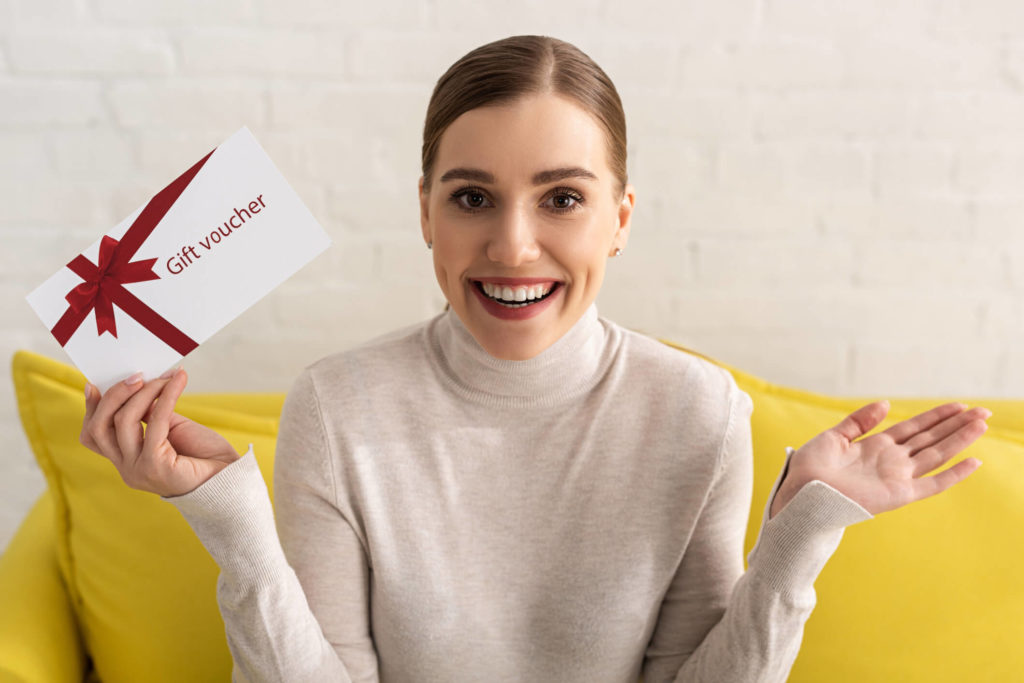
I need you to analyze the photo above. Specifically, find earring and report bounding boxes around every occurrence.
[613,248,623,257]
[427,241,432,250]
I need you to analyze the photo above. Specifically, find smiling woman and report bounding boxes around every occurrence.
[78,34,990,683]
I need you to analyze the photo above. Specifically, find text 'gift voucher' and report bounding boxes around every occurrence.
[26,126,332,391]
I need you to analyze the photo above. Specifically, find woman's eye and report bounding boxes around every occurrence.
[448,186,584,214]
[449,187,492,213]
[545,188,584,214]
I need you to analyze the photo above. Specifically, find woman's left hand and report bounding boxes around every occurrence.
[769,400,991,519]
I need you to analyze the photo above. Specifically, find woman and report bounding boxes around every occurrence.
[80,35,990,682]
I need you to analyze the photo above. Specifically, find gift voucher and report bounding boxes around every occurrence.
[26,126,332,392]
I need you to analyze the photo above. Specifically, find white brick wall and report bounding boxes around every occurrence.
[2,1,1022,548]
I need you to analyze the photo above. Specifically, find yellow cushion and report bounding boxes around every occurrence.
[12,350,283,682]
[661,340,1024,681]
[12,347,1024,681]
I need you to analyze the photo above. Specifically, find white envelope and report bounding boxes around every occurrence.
[26,126,332,392]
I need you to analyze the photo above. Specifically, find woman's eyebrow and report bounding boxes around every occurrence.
[439,166,599,185]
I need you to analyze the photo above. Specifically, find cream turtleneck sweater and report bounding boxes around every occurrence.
[165,303,873,682]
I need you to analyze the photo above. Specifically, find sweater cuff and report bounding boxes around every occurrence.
[746,447,874,600]
[161,445,287,585]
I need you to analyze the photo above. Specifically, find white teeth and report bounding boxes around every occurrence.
[478,281,556,305]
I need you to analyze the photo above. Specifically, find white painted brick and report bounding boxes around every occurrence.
[94,0,255,25]
[717,141,791,197]
[848,340,1006,398]
[10,0,90,25]
[268,85,428,137]
[977,292,1023,342]
[623,92,754,141]
[933,0,1024,39]
[673,290,984,352]
[762,0,930,40]
[178,28,346,77]
[790,142,871,201]
[8,30,175,75]
[684,330,849,395]
[598,0,758,42]
[603,234,695,291]
[108,82,267,129]
[580,37,678,95]
[873,197,973,240]
[50,128,137,178]
[297,232,378,285]
[0,133,52,180]
[918,93,1024,141]
[0,79,105,126]
[874,142,954,199]
[346,32,465,85]
[0,185,114,227]
[854,240,1007,289]
[0,227,99,281]
[954,143,1024,199]
[325,185,421,236]
[844,35,1001,90]
[814,200,878,238]
[754,92,917,141]
[629,139,716,200]
[692,237,858,291]
[136,129,235,177]
[377,236,439,286]
[1008,239,1024,289]
[972,199,1024,242]
[258,0,425,28]
[676,39,843,90]
[1002,349,1024,397]
[666,192,817,238]
[431,0,607,33]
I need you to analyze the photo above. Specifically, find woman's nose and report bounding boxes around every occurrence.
[486,208,541,266]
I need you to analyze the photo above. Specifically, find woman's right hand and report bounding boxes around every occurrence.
[81,367,242,498]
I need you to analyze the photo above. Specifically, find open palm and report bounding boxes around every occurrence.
[771,400,991,519]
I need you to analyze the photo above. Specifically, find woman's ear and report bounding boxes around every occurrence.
[418,176,431,246]
[614,183,636,252]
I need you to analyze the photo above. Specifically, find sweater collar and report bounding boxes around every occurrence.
[429,302,613,408]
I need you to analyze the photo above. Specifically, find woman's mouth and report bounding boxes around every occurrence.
[473,280,560,308]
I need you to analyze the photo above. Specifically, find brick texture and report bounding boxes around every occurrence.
[1,1,1021,548]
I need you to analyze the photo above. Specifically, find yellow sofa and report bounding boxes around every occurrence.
[2,347,1022,682]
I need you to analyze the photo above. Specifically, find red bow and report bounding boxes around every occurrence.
[63,235,160,338]
[50,149,215,356]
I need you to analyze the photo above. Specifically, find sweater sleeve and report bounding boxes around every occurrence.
[642,377,873,683]
[161,368,377,682]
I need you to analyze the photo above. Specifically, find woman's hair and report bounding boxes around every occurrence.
[421,35,628,201]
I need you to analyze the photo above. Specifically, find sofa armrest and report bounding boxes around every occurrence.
[0,489,88,682]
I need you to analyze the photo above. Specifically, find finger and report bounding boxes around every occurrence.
[141,368,189,465]
[911,418,989,479]
[81,382,100,449]
[86,372,147,465]
[881,401,967,445]
[903,406,991,456]
[832,400,890,444]
[114,376,175,470]
[910,456,983,502]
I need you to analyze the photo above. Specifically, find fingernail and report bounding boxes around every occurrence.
[123,372,144,386]
[84,382,95,399]
[159,365,180,379]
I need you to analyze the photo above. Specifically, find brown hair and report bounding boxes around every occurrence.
[420,35,628,201]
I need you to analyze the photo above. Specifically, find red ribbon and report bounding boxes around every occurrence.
[51,149,216,357]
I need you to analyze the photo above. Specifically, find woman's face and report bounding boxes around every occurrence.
[419,93,636,360]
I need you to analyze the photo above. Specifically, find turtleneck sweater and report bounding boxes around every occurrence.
[164,303,874,683]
